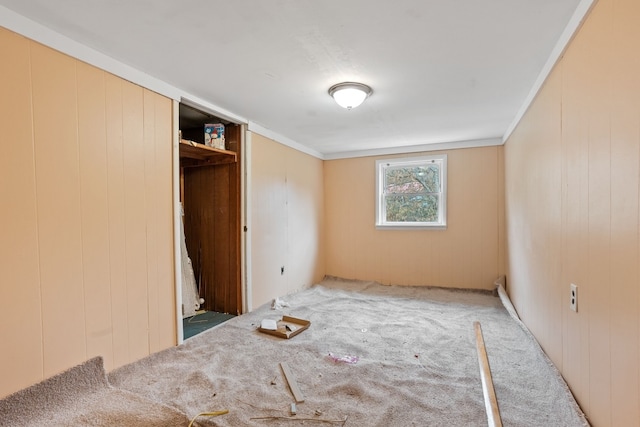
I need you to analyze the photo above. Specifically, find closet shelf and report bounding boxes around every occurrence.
[179,139,237,166]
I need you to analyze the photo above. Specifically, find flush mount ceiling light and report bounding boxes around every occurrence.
[328,82,373,110]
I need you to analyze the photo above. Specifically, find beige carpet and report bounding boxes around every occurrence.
[107,277,588,426]
[0,277,588,426]
[0,356,189,426]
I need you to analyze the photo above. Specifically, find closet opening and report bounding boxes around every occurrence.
[178,102,243,338]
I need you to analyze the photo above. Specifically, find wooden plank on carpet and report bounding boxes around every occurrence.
[280,362,305,403]
[474,321,502,427]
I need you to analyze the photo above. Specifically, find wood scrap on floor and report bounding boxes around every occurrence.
[280,362,305,403]
[474,321,503,427]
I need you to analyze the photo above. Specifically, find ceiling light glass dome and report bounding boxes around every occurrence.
[328,82,373,110]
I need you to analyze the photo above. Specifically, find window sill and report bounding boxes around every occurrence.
[375,223,447,231]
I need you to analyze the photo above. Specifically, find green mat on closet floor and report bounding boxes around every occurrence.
[183,311,235,339]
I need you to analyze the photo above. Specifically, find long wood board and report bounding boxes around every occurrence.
[474,321,503,427]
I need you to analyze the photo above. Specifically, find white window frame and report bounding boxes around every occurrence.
[375,154,447,230]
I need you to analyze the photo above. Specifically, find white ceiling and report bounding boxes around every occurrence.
[0,0,586,158]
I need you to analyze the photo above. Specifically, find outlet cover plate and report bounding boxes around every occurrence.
[570,283,578,312]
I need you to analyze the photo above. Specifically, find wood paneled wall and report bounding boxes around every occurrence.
[249,133,325,309]
[504,0,640,425]
[324,146,505,289]
[0,28,176,398]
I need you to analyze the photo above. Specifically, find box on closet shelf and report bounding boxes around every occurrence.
[204,123,225,150]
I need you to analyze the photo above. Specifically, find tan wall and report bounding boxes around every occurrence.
[249,133,325,308]
[0,28,176,398]
[504,0,640,425]
[324,146,505,289]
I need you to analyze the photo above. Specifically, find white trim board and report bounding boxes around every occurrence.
[0,5,181,101]
[0,5,317,161]
[246,126,503,161]
[243,131,253,314]
[180,96,247,126]
[247,122,325,160]
[1,1,596,163]
[324,137,503,160]
[0,5,246,129]
[172,100,184,345]
[502,0,597,143]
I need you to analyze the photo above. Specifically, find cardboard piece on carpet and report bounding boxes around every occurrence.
[258,315,310,339]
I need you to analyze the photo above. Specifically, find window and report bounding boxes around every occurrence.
[376,154,447,229]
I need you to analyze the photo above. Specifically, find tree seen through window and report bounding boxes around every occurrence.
[384,164,440,222]
[376,155,447,228]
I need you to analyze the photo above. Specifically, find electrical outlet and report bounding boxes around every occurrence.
[570,284,578,312]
